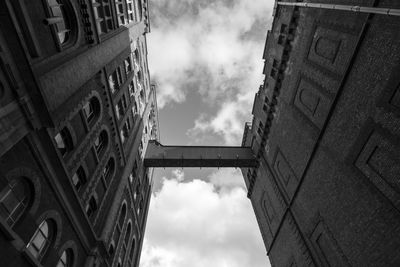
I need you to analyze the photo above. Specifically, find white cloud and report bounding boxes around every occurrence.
[171,169,185,182]
[140,175,270,267]
[148,0,273,144]
[208,168,245,190]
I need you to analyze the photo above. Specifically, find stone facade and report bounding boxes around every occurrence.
[242,1,400,266]
[0,0,157,266]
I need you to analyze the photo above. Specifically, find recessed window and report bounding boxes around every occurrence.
[27,220,53,260]
[0,178,31,227]
[108,241,115,256]
[118,204,126,228]
[92,0,114,34]
[82,97,100,124]
[56,249,73,267]
[125,223,132,245]
[54,127,73,156]
[129,237,136,261]
[127,0,134,21]
[45,0,73,45]
[115,0,127,26]
[86,195,98,218]
[109,68,122,94]
[129,81,135,97]
[71,166,86,191]
[103,158,115,183]
[125,57,132,74]
[121,120,131,143]
[94,130,108,155]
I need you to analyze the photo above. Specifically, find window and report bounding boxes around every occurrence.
[125,57,132,74]
[45,0,73,45]
[108,241,115,256]
[115,0,127,26]
[129,238,136,261]
[54,127,73,156]
[94,130,108,155]
[257,121,264,136]
[0,178,31,227]
[92,0,113,34]
[125,223,132,245]
[137,0,142,21]
[263,96,269,112]
[127,0,135,21]
[86,195,98,218]
[115,100,125,120]
[27,220,53,260]
[56,249,73,267]
[71,166,86,191]
[118,204,126,228]
[120,120,131,143]
[103,158,115,183]
[128,81,135,97]
[109,68,122,94]
[82,97,100,124]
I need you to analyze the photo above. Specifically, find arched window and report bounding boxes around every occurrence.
[56,248,73,267]
[44,0,74,45]
[0,178,31,227]
[108,241,115,256]
[118,204,126,228]
[94,130,108,156]
[71,166,86,191]
[103,158,115,184]
[86,195,98,219]
[27,220,54,260]
[82,97,100,124]
[124,222,131,245]
[129,237,136,262]
[54,127,73,156]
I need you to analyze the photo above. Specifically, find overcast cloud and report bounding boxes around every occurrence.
[142,0,274,266]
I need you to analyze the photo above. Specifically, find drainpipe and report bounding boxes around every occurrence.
[276,1,400,16]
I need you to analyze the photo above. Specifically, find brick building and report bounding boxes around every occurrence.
[0,0,157,266]
[241,1,400,266]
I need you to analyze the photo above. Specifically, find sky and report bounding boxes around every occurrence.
[140,0,275,266]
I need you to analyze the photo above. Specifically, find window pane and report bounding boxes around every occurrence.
[54,133,66,149]
[32,231,46,250]
[27,244,39,258]
[2,191,19,214]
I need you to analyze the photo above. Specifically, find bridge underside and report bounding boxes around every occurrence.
[144,140,257,168]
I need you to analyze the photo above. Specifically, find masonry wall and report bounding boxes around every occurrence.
[243,1,400,266]
[0,0,156,266]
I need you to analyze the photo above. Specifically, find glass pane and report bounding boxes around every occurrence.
[94,6,103,18]
[72,173,80,187]
[32,232,46,250]
[54,133,66,149]
[27,244,39,258]
[2,191,19,213]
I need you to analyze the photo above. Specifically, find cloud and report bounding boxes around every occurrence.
[140,175,270,267]
[207,168,245,190]
[148,0,273,144]
[171,169,185,182]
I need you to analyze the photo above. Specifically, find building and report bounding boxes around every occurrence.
[1,1,400,267]
[0,0,157,266]
[241,1,400,266]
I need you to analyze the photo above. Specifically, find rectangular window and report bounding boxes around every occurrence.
[125,56,132,74]
[92,0,114,34]
[108,68,122,94]
[115,0,127,26]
